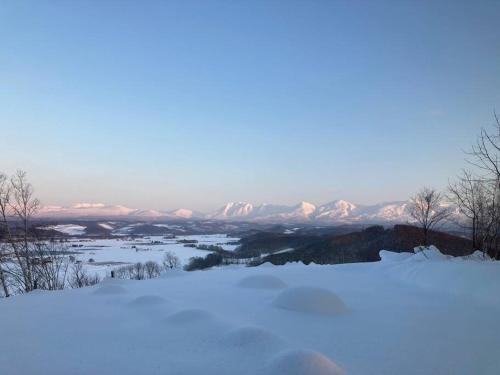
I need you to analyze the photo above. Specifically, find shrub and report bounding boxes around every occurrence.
[69,262,100,288]
[184,253,223,271]
[113,261,164,280]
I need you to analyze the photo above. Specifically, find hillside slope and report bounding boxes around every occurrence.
[244,225,472,265]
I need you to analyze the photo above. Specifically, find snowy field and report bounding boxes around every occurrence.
[68,234,238,278]
[1,247,499,375]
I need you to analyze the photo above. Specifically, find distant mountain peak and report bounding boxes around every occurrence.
[315,200,357,220]
[37,199,456,225]
[167,208,202,219]
[211,202,254,219]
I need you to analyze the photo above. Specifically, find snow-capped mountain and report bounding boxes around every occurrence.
[164,208,204,219]
[208,201,316,222]
[37,199,453,225]
[38,203,206,220]
[38,203,137,218]
[351,201,412,223]
[210,202,254,220]
[269,201,316,221]
[207,200,418,224]
[129,209,164,218]
[315,200,357,221]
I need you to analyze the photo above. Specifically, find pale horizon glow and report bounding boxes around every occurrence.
[1,1,500,212]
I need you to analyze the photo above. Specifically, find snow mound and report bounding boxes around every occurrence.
[166,309,216,324]
[221,326,284,350]
[411,245,450,261]
[461,250,493,261]
[237,274,287,289]
[93,285,128,295]
[272,287,348,315]
[127,295,168,307]
[379,250,413,262]
[264,349,345,375]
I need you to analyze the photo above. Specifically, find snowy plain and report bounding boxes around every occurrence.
[68,234,238,278]
[1,247,499,375]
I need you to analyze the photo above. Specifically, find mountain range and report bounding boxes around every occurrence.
[37,199,434,224]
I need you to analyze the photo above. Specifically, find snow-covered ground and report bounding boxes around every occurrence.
[1,248,499,375]
[69,234,238,278]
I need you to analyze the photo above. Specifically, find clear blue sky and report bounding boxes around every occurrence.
[1,0,500,212]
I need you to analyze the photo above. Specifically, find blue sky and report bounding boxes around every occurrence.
[1,0,500,211]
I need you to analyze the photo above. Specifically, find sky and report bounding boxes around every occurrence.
[1,0,500,212]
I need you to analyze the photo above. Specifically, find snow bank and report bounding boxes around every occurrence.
[460,250,493,261]
[379,246,492,264]
[272,286,348,315]
[379,247,500,306]
[379,250,413,262]
[411,245,451,261]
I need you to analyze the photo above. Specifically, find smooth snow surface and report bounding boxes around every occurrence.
[1,249,500,375]
[221,326,285,351]
[237,274,287,289]
[272,286,348,315]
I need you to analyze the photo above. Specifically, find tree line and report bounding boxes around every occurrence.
[409,114,500,259]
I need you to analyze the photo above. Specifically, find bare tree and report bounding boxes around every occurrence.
[144,261,162,279]
[0,173,11,296]
[162,251,180,270]
[5,171,40,292]
[32,241,70,290]
[448,170,492,249]
[114,264,134,279]
[466,113,500,183]
[69,262,100,288]
[132,262,145,280]
[0,170,74,294]
[462,114,500,258]
[409,187,451,246]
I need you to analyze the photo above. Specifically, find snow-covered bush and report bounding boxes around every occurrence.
[144,260,162,278]
[113,261,165,280]
[162,251,180,269]
[69,262,100,288]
